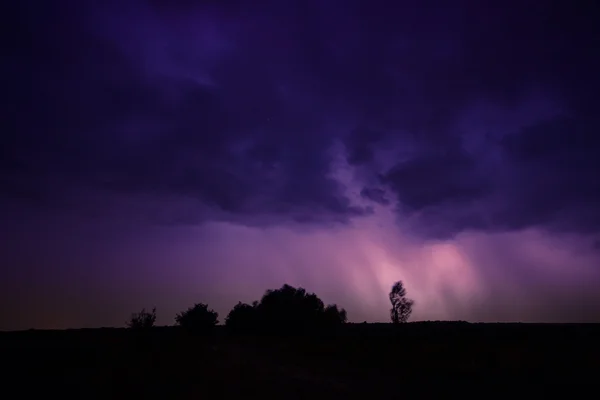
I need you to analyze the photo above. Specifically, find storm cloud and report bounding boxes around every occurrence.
[3,0,599,238]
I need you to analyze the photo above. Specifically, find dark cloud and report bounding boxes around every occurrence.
[1,1,370,226]
[371,113,600,238]
[360,187,390,206]
[381,148,490,212]
[498,116,600,233]
[346,127,387,166]
[2,0,600,236]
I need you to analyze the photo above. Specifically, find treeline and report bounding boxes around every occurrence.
[128,281,413,333]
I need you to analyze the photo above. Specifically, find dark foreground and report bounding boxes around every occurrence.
[2,322,599,398]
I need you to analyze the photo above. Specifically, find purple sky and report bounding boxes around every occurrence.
[2,0,600,329]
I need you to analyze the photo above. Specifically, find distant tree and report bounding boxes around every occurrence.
[223,284,349,333]
[321,304,348,325]
[175,303,219,334]
[225,301,258,332]
[389,281,414,323]
[127,307,157,330]
[257,284,324,330]
[256,284,348,332]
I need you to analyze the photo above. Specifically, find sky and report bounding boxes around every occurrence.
[1,0,600,330]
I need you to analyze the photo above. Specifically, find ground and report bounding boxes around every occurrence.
[2,322,598,398]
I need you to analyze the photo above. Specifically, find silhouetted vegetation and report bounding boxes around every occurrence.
[389,281,414,323]
[122,283,348,335]
[3,283,599,397]
[17,282,600,396]
[224,284,347,334]
[175,303,219,334]
[225,301,259,332]
[126,307,156,330]
[322,304,347,325]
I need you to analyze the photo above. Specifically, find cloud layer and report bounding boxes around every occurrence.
[3,0,599,238]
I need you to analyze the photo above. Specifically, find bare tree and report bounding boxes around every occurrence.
[389,281,414,323]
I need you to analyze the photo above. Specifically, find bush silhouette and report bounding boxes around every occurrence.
[225,301,259,332]
[389,281,414,323]
[175,303,219,334]
[322,304,348,325]
[126,307,156,330]
[225,284,347,333]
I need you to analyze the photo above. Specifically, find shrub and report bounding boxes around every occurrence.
[175,303,219,334]
[225,284,348,333]
[127,307,157,330]
[225,301,258,332]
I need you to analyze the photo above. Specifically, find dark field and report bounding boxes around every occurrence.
[2,322,599,398]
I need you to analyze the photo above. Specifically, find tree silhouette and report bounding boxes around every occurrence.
[389,281,414,323]
[322,304,348,325]
[126,307,156,330]
[251,284,347,332]
[175,303,218,334]
[225,301,258,332]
